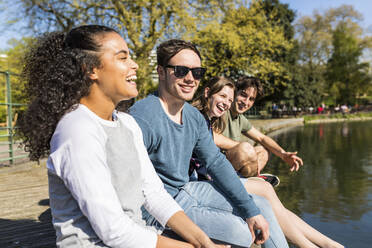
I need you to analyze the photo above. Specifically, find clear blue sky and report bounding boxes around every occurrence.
[0,0,371,50]
[281,0,372,28]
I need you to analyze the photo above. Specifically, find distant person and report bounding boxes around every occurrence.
[191,76,345,248]
[282,104,288,116]
[334,105,340,113]
[213,76,303,178]
[130,39,288,247]
[308,106,314,114]
[272,103,278,111]
[341,104,348,115]
[292,105,298,117]
[317,106,323,114]
[272,103,283,118]
[272,103,279,118]
[18,25,225,248]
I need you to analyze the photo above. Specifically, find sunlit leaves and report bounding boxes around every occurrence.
[193,0,293,97]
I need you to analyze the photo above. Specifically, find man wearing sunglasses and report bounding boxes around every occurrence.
[130,39,288,248]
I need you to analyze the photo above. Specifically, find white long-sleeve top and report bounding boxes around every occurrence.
[47,104,182,248]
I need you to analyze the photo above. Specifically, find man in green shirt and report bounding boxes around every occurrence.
[214,76,303,179]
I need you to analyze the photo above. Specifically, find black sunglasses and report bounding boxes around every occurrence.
[165,65,206,80]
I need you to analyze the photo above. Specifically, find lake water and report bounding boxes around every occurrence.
[265,120,372,247]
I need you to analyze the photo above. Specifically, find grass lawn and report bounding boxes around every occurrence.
[0,128,14,142]
[303,111,372,123]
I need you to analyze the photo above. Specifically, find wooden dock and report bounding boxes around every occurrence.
[0,116,304,247]
[0,160,56,247]
[0,160,262,248]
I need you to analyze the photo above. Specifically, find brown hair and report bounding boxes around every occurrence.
[236,76,264,99]
[156,39,201,67]
[192,76,235,133]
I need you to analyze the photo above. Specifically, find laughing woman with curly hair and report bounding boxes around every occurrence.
[17,25,226,248]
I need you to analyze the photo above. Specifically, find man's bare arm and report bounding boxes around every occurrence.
[213,132,240,150]
[244,127,303,171]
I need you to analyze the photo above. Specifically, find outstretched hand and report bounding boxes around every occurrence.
[246,214,270,245]
[281,151,303,172]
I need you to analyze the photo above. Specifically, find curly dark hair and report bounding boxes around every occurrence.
[192,76,235,133]
[156,39,202,67]
[18,25,118,161]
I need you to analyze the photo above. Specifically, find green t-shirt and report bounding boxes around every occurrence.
[222,110,252,142]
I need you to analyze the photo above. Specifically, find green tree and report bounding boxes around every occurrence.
[295,12,333,108]
[260,0,297,104]
[192,0,293,100]
[325,23,371,105]
[5,38,36,102]
[261,0,295,41]
[0,37,35,122]
[8,0,236,97]
[295,5,370,107]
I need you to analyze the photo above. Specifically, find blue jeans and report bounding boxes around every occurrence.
[143,181,288,248]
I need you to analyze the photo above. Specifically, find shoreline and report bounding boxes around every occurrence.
[249,116,372,136]
[304,116,372,124]
[249,118,304,135]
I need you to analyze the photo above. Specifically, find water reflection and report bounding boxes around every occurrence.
[266,120,372,246]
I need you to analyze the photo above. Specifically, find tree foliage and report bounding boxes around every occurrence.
[260,0,297,103]
[325,22,371,105]
[192,0,293,100]
[2,0,371,107]
[0,37,35,122]
[295,5,371,107]
[11,0,235,97]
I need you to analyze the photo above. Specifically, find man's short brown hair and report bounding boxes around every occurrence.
[236,76,264,99]
[156,39,202,67]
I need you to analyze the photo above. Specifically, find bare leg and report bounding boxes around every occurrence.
[243,179,344,248]
[285,210,344,248]
[225,142,258,177]
[254,145,269,175]
[225,143,270,177]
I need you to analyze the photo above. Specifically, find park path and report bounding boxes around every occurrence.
[0,118,303,247]
[0,160,55,247]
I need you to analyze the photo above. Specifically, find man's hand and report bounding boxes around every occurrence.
[281,151,303,172]
[246,214,269,245]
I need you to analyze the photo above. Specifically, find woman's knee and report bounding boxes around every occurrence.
[244,180,274,201]
[257,181,276,202]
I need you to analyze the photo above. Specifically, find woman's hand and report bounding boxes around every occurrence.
[165,211,231,248]
[197,234,231,248]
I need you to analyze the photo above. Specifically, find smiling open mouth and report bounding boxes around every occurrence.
[126,75,137,84]
[216,103,226,112]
